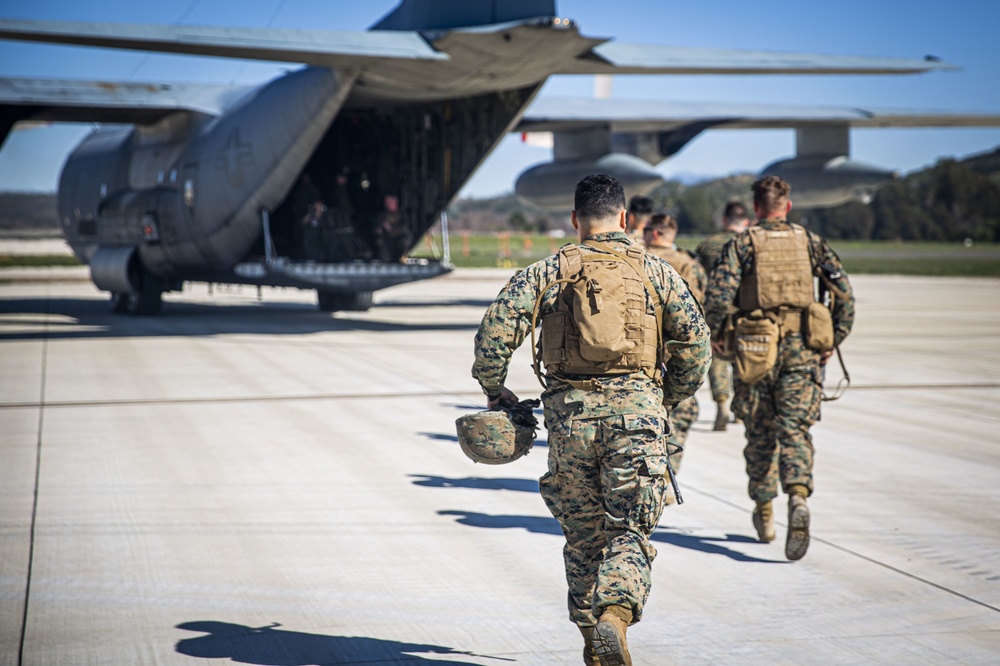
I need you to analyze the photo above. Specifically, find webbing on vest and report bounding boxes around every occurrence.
[739,224,813,312]
[530,241,663,389]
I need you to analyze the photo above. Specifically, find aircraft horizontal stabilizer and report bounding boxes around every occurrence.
[557,42,957,76]
[0,19,448,67]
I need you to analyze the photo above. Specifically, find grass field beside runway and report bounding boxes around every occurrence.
[1,236,998,276]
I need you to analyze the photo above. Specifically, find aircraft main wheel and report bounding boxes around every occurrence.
[111,292,131,314]
[317,290,373,312]
[110,267,164,316]
[127,281,163,315]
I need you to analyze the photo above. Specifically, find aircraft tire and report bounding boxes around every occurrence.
[110,265,164,316]
[111,292,131,314]
[317,290,373,312]
[127,282,163,316]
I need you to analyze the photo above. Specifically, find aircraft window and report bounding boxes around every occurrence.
[169,169,177,184]
[184,180,195,207]
[100,183,107,197]
[157,171,164,185]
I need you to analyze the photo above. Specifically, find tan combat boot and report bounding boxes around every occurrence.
[713,399,730,431]
[578,625,600,666]
[752,500,776,543]
[785,485,811,561]
[592,605,632,666]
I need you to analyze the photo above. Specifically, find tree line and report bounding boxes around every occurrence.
[799,153,1000,242]
[456,146,1000,242]
[651,147,1000,242]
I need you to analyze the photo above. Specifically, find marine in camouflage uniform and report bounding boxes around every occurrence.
[625,194,654,245]
[696,201,751,430]
[473,175,710,663]
[704,177,854,560]
[643,214,708,473]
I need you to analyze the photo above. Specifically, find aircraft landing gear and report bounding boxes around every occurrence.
[317,290,373,312]
[111,264,165,316]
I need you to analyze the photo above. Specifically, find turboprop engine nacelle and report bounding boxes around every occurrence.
[761,155,898,209]
[515,153,663,211]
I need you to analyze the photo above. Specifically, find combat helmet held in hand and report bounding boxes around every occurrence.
[455,399,540,464]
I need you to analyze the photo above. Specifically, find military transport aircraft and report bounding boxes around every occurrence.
[0,0,994,315]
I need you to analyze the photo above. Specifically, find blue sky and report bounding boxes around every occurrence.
[1,0,999,198]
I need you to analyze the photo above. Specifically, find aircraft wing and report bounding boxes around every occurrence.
[0,19,447,67]
[0,76,258,145]
[0,18,953,95]
[555,42,955,75]
[0,77,250,126]
[517,98,1000,133]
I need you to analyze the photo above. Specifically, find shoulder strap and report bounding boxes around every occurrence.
[529,247,580,389]
[560,244,583,277]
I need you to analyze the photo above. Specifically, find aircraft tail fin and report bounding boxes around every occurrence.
[370,0,557,31]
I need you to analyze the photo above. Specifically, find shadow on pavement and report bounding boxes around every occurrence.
[0,297,478,341]
[437,511,786,564]
[411,474,540,493]
[651,528,788,564]
[438,510,563,536]
[175,620,503,665]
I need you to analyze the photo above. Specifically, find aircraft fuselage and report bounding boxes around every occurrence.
[55,64,540,313]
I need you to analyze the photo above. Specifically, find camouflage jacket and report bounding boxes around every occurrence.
[473,231,711,415]
[696,230,736,276]
[704,219,855,346]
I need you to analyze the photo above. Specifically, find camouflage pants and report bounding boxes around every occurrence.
[706,354,732,404]
[539,409,669,628]
[733,337,822,503]
[667,395,699,473]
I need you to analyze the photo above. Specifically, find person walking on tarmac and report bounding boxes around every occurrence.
[625,195,654,243]
[643,213,707,475]
[472,174,710,665]
[704,176,855,560]
[696,201,752,431]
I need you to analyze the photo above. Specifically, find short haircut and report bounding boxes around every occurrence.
[628,194,654,215]
[752,176,791,212]
[646,212,678,233]
[575,174,627,223]
[723,200,749,221]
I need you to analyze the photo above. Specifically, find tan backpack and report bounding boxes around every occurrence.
[531,241,662,388]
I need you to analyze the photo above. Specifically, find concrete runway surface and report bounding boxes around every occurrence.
[1,269,998,665]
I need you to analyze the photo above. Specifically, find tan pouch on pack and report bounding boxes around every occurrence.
[571,258,635,362]
[803,301,835,352]
[734,313,779,384]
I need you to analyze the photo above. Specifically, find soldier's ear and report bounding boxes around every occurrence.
[786,200,793,215]
[618,209,627,230]
[571,211,579,231]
